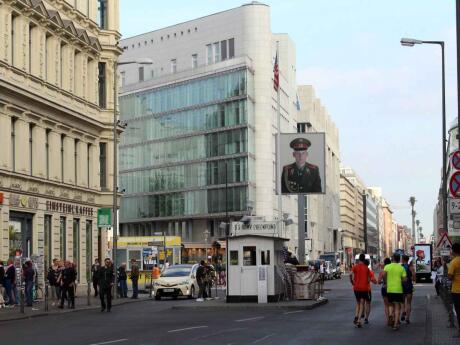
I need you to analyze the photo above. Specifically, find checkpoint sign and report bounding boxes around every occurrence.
[450,171,460,198]
[453,150,460,170]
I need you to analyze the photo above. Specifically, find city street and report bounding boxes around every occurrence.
[1,278,434,345]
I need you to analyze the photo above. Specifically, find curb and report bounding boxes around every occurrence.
[171,298,328,311]
[0,297,151,323]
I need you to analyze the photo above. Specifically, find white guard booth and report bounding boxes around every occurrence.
[227,221,288,303]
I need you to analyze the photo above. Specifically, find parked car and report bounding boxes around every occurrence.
[153,264,198,300]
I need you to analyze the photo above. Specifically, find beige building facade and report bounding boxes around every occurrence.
[297,86,341,260]
[0,0,121,286]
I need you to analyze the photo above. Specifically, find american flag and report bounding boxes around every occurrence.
[273,51,279,91]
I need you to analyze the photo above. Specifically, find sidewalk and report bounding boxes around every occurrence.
[427,293,459,345]
[0,293,150,322]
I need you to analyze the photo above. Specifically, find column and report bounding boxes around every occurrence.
[12,15,29,72]
[63,136,75,184]
[48,131,62,182]
[74,51,85,98]
[87,58,97,103]
[52,215,60,261]
[32,125,46,178]
[0,6,12,63]
[14,118,29,174]
[0,111,12,170]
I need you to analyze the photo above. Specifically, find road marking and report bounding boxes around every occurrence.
[283,310,304,315]
[252,333,275,344]
[192,327,246,340]
[235,316,264,322]
[167,325,208,333]
[88,339,128,345]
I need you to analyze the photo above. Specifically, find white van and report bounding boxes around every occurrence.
[355,254,372,270]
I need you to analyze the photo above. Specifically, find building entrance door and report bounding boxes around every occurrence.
[9,211,33,258]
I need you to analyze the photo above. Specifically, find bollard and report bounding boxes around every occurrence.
[44,283,49,312]
[87,280,91,306]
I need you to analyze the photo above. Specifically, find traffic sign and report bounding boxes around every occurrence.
[449,198,460,214]
[436,232,452,249]
[450,171,460,198]
[452,150,460,170]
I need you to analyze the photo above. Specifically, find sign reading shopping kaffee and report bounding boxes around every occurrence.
[279,133,326,195]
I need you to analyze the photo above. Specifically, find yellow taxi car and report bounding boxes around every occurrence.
[153,264,199,300]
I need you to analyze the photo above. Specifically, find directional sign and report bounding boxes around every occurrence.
[449,198,460,214]
[452,150,460,170]
[436,232,452,249]
[450,171,460,198]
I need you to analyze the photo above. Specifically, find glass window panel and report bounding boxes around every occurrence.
[243,246,256,266]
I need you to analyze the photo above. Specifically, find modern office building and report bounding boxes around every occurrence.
[0,0,121,287]
[364,191,379,260]
[118,2,300,259]
[297,86,341,260]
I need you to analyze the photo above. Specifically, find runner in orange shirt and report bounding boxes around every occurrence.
[363,259,378,324]
[350,253,371,327]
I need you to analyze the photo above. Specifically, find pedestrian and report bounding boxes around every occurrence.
[91,258,100,297]
[378,258,392,324]
[363,259,377,324]
[401,255,416,324]
[205,262,215,299]
[448,243,460,338]
[47,258,60,306]
[4,259,16,306]
[98,258,114,312]
[58,260,76,309]
[152,264,161,280]
[382,253,407,330]
[130,259,139,299]
[434,258,443,297]
[0,260,5,308]
[196,260,206,302]
[350,253,370,328]
[117,263,128,298]
[216,260,226,286]
[23,260,35,307]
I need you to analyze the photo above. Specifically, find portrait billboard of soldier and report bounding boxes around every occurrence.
[280,133,326,195]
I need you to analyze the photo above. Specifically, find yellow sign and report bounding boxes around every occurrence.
[117,236,181,247]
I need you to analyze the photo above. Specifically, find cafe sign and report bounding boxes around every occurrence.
[46,200,94,216]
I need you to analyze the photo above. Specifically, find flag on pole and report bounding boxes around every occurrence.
[273,51,279,91]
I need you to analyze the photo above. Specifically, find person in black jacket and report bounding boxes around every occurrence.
[117,263,128,298]
[58,260,77,309]
[91,259,100,297]
[23,260,35,307]
[99,258,114,312]
[5,259,16,306]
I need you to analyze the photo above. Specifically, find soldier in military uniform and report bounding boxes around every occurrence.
[281,137,322,193]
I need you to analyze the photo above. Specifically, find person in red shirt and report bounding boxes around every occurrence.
[350,253,371,327]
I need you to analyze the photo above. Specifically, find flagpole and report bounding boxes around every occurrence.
[275,41,283,233]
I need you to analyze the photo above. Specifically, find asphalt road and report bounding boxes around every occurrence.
[1,278,431,345]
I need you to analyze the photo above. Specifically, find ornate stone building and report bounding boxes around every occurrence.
[0,0,120,287]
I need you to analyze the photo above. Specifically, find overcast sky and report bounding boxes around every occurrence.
[120,0,457,239]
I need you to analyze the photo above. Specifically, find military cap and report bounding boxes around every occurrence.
[290,137,311,151]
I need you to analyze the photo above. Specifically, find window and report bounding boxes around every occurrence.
[61,135,65,182]
[243,246,256,266]
[138,66,144,81]
[11,14,18,65]
[60,43,65,87]
[29,24,33,73]
[97,0,107,29]
[45,33,50,80]
[206,44,212,65]
[230,250,238,265]
[74,139,78,184]
[98,62,106,108]
[99,142,107,188]
[46,129,51,179]
[11,117,16,171]
[87,144,91,187]
[261,250,270,265]
[213,42,220,62]
[60,217,66,260]
[73,219,80,280]
[29,124,34,175]
[192,54,198,69]
[221,40,227,61]
[44,215,52,271]
[229,38,235,58]
[171,59,177,73]
[120,71,125,87]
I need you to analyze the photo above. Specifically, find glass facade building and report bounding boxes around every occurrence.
[119,67,255,236]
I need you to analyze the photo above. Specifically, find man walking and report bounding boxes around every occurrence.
[58,261,77,309]
[99,258,114,312]
[117,263,128,298]
[4,259,16,306]
[23,260,35,307]
[350,253,370,327]
[383,253,407,330]
[448,243,460,338]
[130,259,139,299]
[47,259,60,306]
[196,260,206,302]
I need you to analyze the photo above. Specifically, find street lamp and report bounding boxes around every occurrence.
[401,38,447,237]
[112,57,152,298]
[409,197,416,245]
